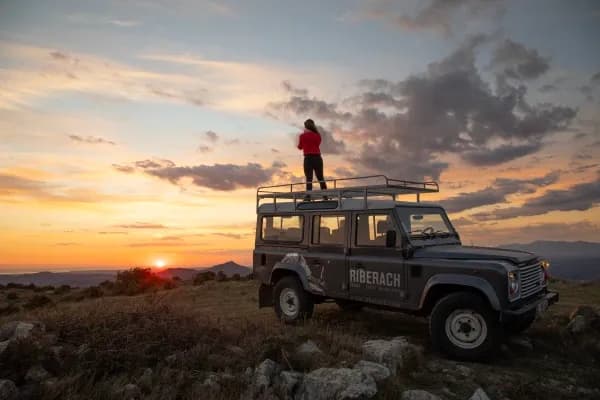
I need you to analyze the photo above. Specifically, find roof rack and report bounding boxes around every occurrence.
[257,175,439,212]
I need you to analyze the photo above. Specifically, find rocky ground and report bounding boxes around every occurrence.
[0,279,599,400]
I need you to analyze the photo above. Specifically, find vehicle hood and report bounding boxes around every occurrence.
[412,245,537,265]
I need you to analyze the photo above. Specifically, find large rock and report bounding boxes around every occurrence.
[295,368,377,400]
[25,365,50,382]
[568,306,600,333]
[138,368,153,393]
[296,340,322,357]
[362,337,422,374]
[567,315,587,334]
[0,321,45,342]
[278,371,303,398]
[400,390,442,400]
[0,341,9,356]
[254,359,282,392]
[0,380,18,400]
[353,360,391,383]
[469,387,491,400]
[122,383,141,400]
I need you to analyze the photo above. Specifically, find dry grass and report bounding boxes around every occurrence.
[0,280,599,399]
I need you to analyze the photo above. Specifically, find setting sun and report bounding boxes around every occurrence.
[154,259,166,269]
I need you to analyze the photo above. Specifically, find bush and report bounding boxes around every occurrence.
[99,280,115,290]
[6,283,26,289]
[6,292,18,300]
[193,271,216,286]
[231,273,241,281]
[113,268,172,296]
[215,271,227,282]
[53,284,71,295]
[83,286,104,298]
[24,295,53,309]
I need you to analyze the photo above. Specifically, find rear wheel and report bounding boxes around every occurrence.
[273,276,314,323]
[430,292,500,361]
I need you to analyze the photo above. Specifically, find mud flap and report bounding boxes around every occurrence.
[258,284,274,308]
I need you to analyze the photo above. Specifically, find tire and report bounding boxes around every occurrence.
[273,276,314,323]
[430,292,500,361]
[503,311,536,335]
[336,299,364,312]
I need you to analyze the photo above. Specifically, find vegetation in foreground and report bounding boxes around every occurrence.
[0,273,599,399]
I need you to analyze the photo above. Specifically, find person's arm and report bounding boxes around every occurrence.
[297,133,303,150]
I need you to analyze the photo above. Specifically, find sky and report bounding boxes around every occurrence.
[0,0,599,271]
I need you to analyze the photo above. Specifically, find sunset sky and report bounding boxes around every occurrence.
[1,0,599,271]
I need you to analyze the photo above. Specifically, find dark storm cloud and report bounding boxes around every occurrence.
[442,171,560,213]
[473,178,600,220]
[362,0,503,36]
[144,162,282,191]
[491,39,550,80]
[68,135,116,145]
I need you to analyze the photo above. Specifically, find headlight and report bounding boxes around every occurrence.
[508,270,520,301]
[540,260,549,286]
[541,260,550,269]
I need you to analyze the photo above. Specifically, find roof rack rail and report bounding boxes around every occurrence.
[257,175,439,212]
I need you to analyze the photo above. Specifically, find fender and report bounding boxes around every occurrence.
[269,263,311,290]
[419,273,501,311]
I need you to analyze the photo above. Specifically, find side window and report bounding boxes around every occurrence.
[312,215,346,246]
[261,215,303,242]
[356,213,393,247]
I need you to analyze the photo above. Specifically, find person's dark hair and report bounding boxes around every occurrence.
[304,119,319,134]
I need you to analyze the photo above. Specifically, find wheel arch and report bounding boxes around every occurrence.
[419,274,501,316]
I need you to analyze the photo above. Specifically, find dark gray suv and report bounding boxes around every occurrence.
[253,176,558,360]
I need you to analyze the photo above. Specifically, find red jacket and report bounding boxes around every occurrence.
[297,130,321,155]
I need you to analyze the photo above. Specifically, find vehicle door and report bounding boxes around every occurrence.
[303,212,349,297]
[347,211,407,307]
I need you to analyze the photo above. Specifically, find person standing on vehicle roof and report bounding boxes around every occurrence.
[297,119,328,194]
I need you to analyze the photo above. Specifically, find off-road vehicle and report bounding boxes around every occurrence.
[253,176,558,360]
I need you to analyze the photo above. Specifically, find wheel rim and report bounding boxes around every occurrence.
[444,309,487,350]
[279,288,299,318]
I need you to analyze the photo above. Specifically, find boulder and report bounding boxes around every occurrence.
[567,315,586,334]
[400,390,442,400]
[362,337,423,374]
[254,359,281,392]
[201,373,221,394]
[25,365,50,382]
[138,368,153,393]
[295,368,377,400]
[0,341,9,356]
[13,321,44,340]
[569,305,597,321]
[0,322,19,342]
[469,387,491,400]
[278,371,303,397]
[0,380,18,400]
[296,340,322,357]
[122,383,141,400]
[353,360,391,383]
[508,336,534,351]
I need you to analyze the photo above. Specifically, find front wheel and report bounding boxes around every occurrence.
[430,292,500,361]
[273,276,314,323]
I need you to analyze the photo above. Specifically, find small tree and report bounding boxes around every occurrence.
[193,271,216,286]
[215,270,227,282]
[231,273,241,281]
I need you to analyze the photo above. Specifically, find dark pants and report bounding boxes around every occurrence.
[303,154,327,191]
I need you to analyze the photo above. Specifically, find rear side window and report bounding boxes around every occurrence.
[261,215,303,242]
[312,215,346,245]
[356,213,392,247]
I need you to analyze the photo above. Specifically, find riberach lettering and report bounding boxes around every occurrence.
[349,268,402,288]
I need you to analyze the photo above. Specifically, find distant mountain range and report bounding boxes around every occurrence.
[501,241,600,281]
[0,261,251,287]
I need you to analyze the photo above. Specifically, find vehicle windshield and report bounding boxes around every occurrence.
[395,206,455,240]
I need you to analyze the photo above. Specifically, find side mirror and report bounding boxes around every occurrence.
[385,230,397,248]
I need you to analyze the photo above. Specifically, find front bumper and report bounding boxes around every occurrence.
[501,291,559,319]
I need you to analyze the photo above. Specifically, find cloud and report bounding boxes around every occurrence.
[198,145,212,153]
[204,130,218,142]
[491,39,550,80]
[142,162,283,191]
[0,173,51,196]
[68,134,116,145]
[112,164,135,173]
[134,159,175,169]
[115,222,169,229]
[442,171,560,213]
[472,178,600,220]
[268,36,574,179]
[591,71,600,84]
[358,0,504,36]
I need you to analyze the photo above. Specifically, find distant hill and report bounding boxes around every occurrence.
[501,241,600,281]
[0,261,251,287]
[202,261,251,277]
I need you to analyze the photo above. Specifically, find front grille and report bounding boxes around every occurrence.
[520,262,544,298]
